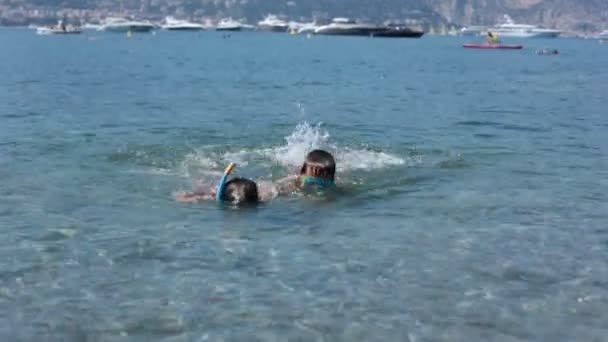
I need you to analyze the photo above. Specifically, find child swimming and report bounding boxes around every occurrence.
[174,149,336,205]
[175,163,267,204]
[274,149,337,195]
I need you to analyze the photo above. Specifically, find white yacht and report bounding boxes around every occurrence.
[36,20,82,35]
[292,21,317,34]
[597,30,608,40]
[215,18,243,31]
[257,14,288,32]
[489,15,560,38]
[460,25,486,36]
[314,18,379,36]
[101,17,155,32]
[82,23,103,31]
[162,17,205,31]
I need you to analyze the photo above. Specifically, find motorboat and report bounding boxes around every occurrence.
[162,17,205,31]
[101,17,155,32]
[460,25,487,36]
[257,15,289,32]
[293,21,318,34]
[82,23,103,31]
[597,30,608,40]
[215,18,243,31]
[489,15,560,38]
[36,21,82,35]
[314,18,379,36]
[374,24,424,38]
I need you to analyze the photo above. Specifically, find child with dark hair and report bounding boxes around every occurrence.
[174,149,337,205]
[175,163,263,205]
[275,149,337,195]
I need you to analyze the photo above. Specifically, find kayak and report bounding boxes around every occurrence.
[463,43,523,49]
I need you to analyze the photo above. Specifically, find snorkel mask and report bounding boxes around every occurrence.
[216,163,236,202]
[300,175,335,191]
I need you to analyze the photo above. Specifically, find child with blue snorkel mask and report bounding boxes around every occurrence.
[174,163,262,205]
[275,149,337,195]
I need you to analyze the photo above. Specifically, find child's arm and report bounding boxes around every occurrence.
[273,175,299,195]
[173,186,216,203]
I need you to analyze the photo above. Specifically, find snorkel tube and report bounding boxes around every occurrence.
[215,163,236,202]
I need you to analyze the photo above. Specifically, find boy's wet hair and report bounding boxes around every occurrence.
[300,149,336,180]
[223,178,259,204]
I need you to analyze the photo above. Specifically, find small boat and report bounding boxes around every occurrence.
[102,17,155,32]
[374,24,424,38]
[314,18,379,36]
[82,23,103,31]
[463,43,523,49]
[36,21,82,35]
[216,18,243,31]
[257,14,289,32]
[293,21,318,34]
[162,17,205,31]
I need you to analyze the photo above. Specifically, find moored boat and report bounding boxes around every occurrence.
[489,15,560,38]
[36,21,82,35]
[257,15,289,32]
[314,18,379,36]
[374,24,424,38]
[162,17,205,31]
[216,18,243,31]
[102,17,155,32]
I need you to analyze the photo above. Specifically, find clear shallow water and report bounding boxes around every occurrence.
[1,28,607,341]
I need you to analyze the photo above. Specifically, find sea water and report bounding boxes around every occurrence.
[0,28,607,341]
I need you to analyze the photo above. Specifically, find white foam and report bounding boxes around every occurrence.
[263,122,406,172]
[177,122,407,181]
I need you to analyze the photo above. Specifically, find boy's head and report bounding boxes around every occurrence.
[222,178,259,204]
[300,149,336,181]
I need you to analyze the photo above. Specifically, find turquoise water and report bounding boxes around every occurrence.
[1,28,607,341]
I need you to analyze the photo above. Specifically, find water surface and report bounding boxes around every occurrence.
[1,29,607,341]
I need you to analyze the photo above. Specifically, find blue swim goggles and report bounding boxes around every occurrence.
[216,163,236,202]
[300,176,335,191]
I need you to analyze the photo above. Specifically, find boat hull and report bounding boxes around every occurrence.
[315,28,378,36]
[104,25,154,32]
[216,27,242,31]
[463,43,523,49]
[164,26,204,31]
[258,25,288,32]
[374,29,424,38]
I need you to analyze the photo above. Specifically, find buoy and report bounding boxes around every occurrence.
[126,29,132,38]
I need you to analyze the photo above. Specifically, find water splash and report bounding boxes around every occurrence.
[265,122,406,172]
[177,122,407,181]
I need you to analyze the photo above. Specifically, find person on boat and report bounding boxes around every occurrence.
[486,32,500,45]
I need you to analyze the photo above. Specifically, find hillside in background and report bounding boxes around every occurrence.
[0,0,606,32]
